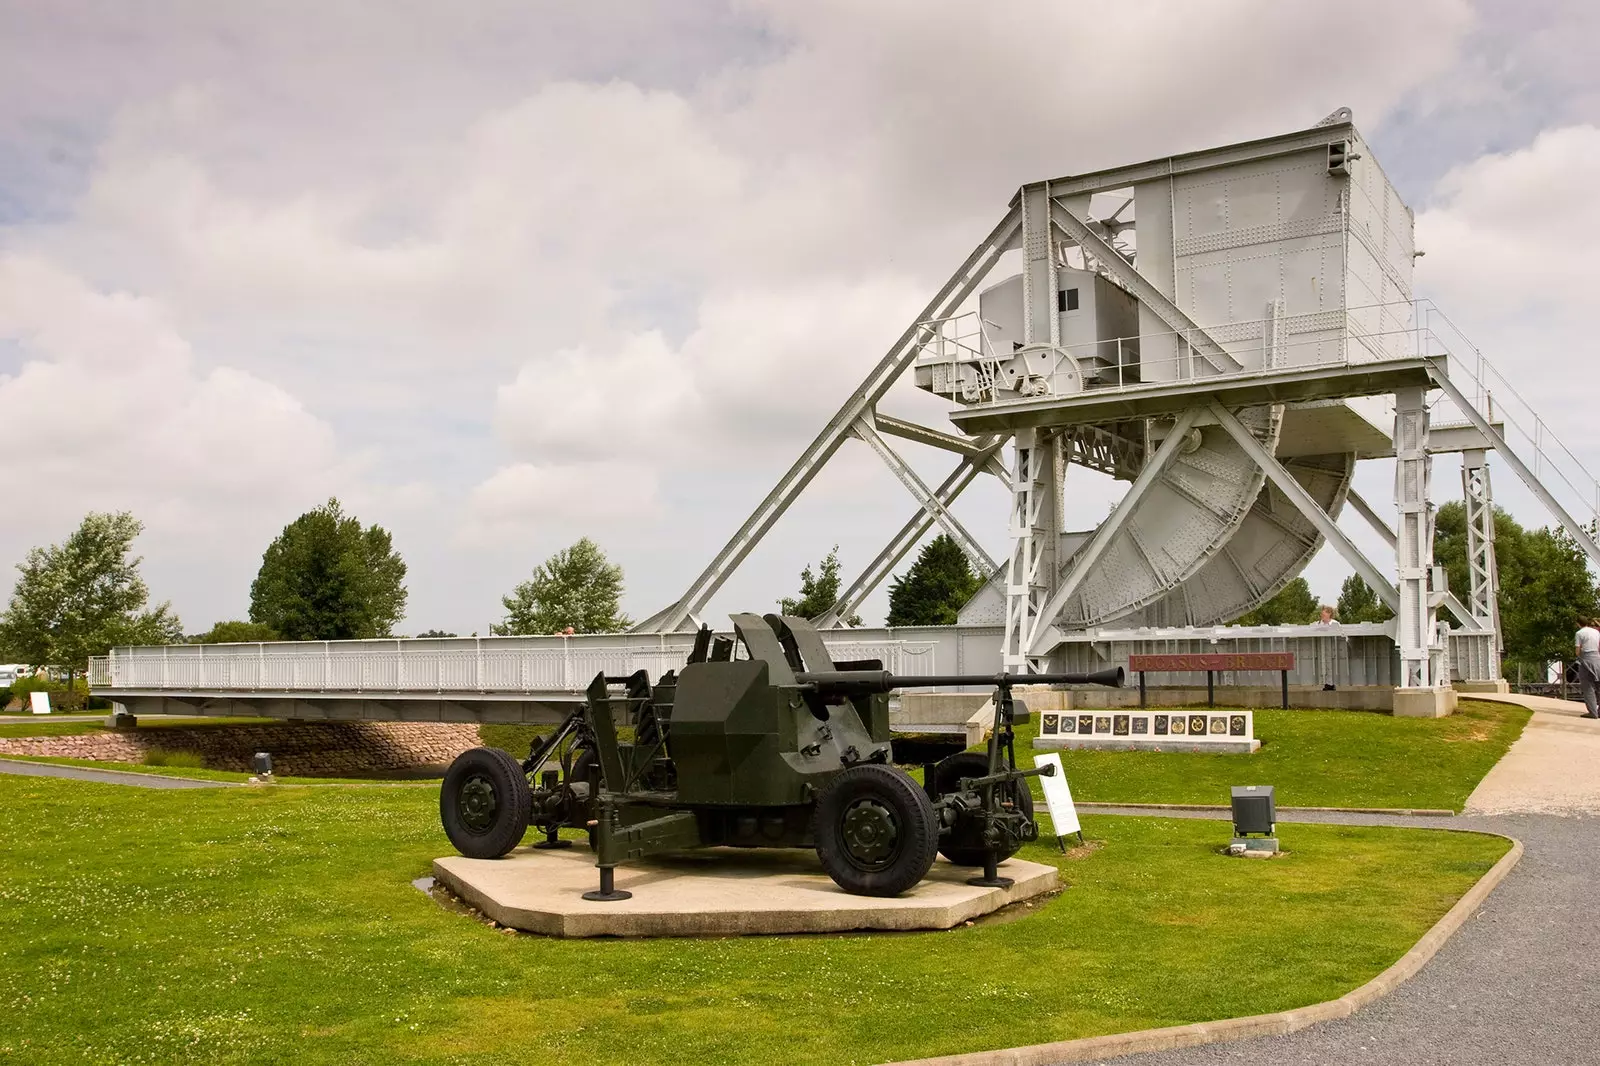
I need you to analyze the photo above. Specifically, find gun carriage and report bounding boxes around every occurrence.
[440,613,1121,898]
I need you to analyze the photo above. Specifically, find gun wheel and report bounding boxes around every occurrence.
[814,764,937,897]
[930,752,1034,867]
[440,747,532,859]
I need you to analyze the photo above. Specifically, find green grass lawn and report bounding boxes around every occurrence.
[0,754,434,787]
[1019,698,1529,812]
[0,774,1508,1065]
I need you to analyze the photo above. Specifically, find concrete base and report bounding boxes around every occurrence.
[1454,679,1511,694]
[1228,836,1280,856]
[1392,686,1458,718]
[1038,737,1260,754]
[431,846,1058,938]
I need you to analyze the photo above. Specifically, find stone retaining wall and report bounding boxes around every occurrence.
[0,722,481,777]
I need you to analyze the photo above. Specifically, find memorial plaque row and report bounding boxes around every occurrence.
[1038,711,1252,741]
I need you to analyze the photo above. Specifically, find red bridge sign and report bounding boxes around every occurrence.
[1127,652,1295,673]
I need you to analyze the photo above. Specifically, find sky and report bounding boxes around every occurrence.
[0,0,1597,636]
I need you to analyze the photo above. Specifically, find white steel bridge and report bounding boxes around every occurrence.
[90,111,1597,723]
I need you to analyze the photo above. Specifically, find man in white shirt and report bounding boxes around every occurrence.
[1576,618,1600,718]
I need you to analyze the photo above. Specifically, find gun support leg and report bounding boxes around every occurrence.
[533,824,573,850]
[966,851,1014,890]
[583,865,632,902]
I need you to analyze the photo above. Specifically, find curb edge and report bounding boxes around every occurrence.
[883,831,1524,1066]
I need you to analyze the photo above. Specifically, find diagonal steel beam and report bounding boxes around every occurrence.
[875,413,1002,478]
[817,437,1008,629]
[1429,365,1600,570]
[1025,408,1204,655]
[1049,202,1241,374]
[851,417,999,576]
[1207,402,1400,612]
[1345,487,1398,549]
[635,207,1023,633]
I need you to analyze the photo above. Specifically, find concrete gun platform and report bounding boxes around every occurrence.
[432,846,1058,938]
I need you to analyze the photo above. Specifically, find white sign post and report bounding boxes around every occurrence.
[29,690,50,716]
[1032,752,1081,848]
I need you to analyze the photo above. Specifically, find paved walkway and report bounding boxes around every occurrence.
[1465,694,1600,815]
[0,758,235,789]
[1075,810,1598,1066]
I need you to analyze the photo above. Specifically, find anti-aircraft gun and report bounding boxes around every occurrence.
[439,613,1122,899]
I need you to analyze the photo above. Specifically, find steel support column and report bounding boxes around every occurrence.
[1392,386,1438,687]
[1002,428,1062,671]
[1026,408,1204,658]
[1462,448,1503,676]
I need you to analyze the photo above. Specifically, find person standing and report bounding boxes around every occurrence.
[1576,617,1600,719]
[1313,604,1339,691]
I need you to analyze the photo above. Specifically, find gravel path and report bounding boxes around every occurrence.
[0,758,236,789]
[1065,808,1599,1066]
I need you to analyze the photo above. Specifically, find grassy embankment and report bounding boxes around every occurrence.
[0,773,1509,1065]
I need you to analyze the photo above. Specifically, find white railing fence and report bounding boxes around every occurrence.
[89,637,940,695]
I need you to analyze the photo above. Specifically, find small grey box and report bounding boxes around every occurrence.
[1230,785,1275,835]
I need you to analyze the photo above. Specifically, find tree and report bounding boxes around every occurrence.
[779,545,862,625]
[192,620,279,644]
[1231,577,1320,626]
[0,512,182,687]
[886,535,985,627]
[493,537,630,635]
[249,498,408,640]
[1435,501,1600,676]
[415,629,457,639]
[1336,575,1394,624]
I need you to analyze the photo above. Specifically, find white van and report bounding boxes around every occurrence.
[0,664,29,686]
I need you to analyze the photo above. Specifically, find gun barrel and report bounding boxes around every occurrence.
[795,667,1124,693]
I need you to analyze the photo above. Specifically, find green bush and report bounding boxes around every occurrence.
[6,676,108,712]
[143,748,207,769]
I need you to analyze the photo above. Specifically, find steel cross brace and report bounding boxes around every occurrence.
[1345,487,1398,548]
[1205,402,1401,613]
[1025,407,1204,658]
[636,206,1024,633]
[1429,367,1600,571]
[1048,202,1241,374]
[850,414,999,577]
[817,435,1008,628]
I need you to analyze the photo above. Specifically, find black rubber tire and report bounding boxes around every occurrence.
[440,747,532,859]
[813,764,938,897]
[930,751,1034,867]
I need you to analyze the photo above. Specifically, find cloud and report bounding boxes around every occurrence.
[463,460,660,547]
[0,1,1540,631]
[1418,125,1600,310]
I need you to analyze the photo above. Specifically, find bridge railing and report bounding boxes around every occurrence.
[88,635,941,695]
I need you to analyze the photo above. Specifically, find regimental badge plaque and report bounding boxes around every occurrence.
[1034,709,1255,750]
